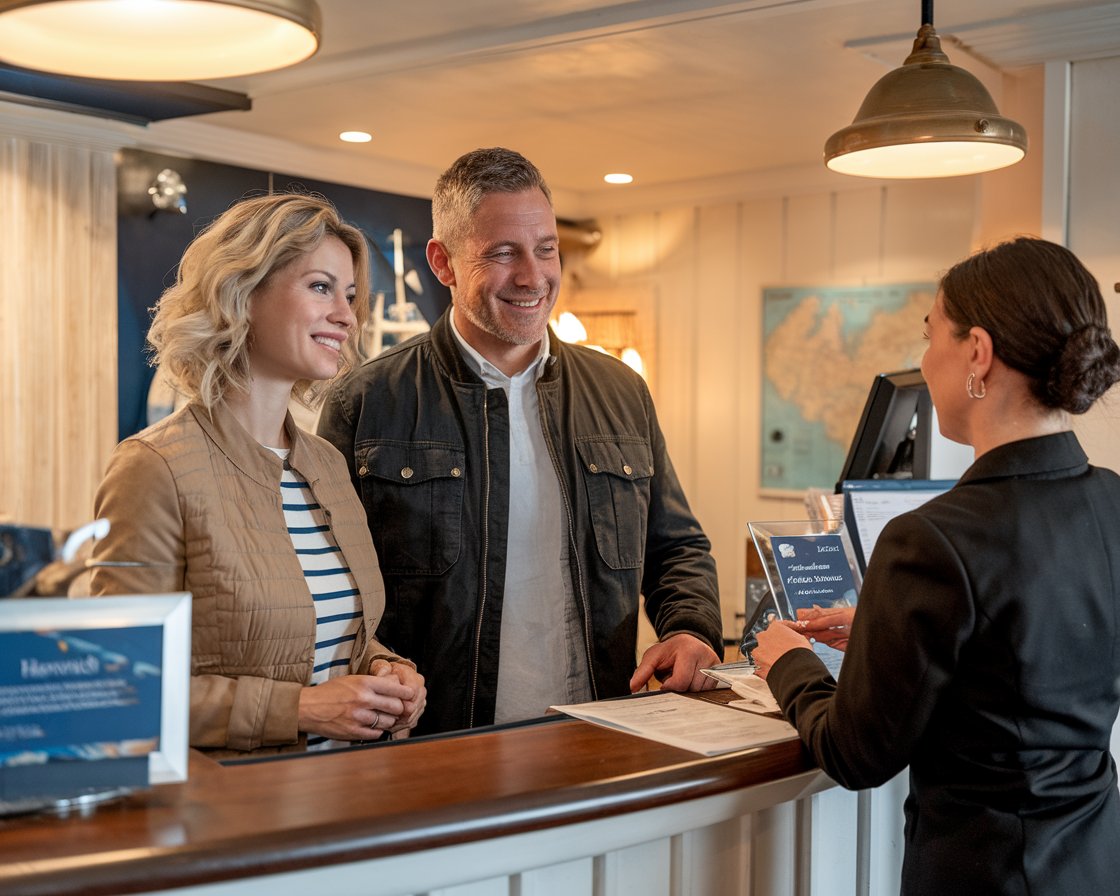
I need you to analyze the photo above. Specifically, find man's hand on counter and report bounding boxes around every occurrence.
[629,633,721,694]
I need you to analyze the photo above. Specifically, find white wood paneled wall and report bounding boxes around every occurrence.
[0,136,117,532]
[1065,54,1120,475]
[1054,53,1120,768]
[575,180,978,637]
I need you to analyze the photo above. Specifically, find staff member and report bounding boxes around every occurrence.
[755,237,1120,896]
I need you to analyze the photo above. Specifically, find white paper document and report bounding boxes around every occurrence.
[551,692,797,756]
[702,666,783,714]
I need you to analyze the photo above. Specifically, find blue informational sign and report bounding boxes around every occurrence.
[768,533,859,678]
[770,533,859,612]
[0,626,163,766]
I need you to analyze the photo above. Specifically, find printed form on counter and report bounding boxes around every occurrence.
[551,692,797,756]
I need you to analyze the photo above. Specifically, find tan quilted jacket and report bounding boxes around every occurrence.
[90,401,401,757]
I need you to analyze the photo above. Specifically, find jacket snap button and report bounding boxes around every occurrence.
[623,464,633,475]
[401,467,414,480]
[358,465,368,476]
[589,463,599,473]
[451,467,462,477]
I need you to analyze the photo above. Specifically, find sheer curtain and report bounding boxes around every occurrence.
[0,135,117,531]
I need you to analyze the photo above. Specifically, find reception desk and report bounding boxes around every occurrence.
[0,695,905,896]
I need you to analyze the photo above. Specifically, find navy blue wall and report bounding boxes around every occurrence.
[116,149,449,441]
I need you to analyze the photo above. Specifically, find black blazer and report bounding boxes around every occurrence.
[769,431,1120,896]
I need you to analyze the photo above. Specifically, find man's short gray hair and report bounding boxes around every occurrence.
[432,147,553,251]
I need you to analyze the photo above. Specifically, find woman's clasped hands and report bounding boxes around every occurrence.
[297,659,427,742]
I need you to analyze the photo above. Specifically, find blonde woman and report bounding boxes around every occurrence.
[91,193,425,756]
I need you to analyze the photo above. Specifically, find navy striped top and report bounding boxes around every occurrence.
[271,448,362,751]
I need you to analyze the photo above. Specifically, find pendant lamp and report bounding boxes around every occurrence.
[824,0,1026,178]
[0,0,321,81]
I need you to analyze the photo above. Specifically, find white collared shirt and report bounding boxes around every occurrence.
[449,310,592,722]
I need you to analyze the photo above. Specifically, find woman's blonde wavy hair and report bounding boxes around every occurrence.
[147,192,370,412]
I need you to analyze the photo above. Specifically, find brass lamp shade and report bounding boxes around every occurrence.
[0,0,321,81]
[825,24,1027,178]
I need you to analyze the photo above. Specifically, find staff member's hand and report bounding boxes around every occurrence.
[752,623,813,680]
[629,632,721,693]
[793,605,856,651]
[297,672,416,741]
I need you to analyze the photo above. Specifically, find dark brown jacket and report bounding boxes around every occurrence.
[319,309,723,734]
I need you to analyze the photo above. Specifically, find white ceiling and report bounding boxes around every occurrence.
[165,0,1120,204]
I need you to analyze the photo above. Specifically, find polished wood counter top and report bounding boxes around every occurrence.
[0,697,817,896]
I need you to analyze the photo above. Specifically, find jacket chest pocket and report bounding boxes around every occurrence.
[358,443,465,575]
[576,437,653,570]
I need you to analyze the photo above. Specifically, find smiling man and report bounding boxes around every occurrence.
[319,147,723,735]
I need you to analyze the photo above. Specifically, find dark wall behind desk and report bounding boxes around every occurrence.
[115,149,451,441]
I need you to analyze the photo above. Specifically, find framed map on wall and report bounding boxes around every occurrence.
[760,283,935,494]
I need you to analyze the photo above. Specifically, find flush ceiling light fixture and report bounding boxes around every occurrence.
[824,0,1026,178]
[0,0,321,81]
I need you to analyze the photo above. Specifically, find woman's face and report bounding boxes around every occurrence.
[920,291,971,444]
[247,235,357,390]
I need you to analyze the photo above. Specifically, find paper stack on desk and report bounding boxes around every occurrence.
[551,692,796,756]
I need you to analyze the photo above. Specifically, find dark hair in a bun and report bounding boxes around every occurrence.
[1045,324,1120,414]
[940,237,1120,414]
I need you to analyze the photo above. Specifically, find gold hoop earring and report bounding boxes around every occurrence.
[966,372,987,399]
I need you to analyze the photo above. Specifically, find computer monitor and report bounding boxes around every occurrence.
[835,369,973,491]
[840,479,956,573]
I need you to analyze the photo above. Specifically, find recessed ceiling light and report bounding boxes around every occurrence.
[603,173,633,185]
[339,131,373,143]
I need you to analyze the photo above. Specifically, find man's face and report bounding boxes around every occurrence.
[430,188,561,362]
